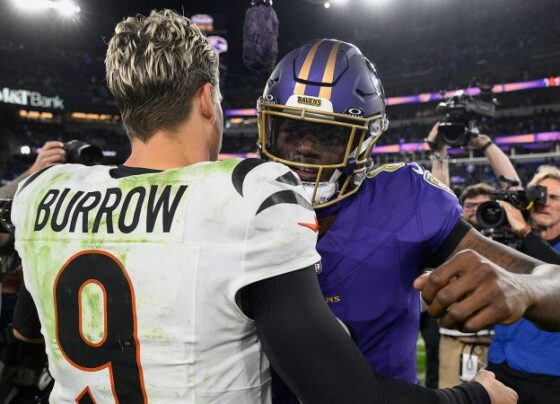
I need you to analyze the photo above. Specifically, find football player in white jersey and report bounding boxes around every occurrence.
[10,9,516,404]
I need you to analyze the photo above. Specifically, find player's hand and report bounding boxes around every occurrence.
[473,370,518,404]
[468,134,492,150]
[496,201,527,234]
[413,250,531,332]
[28,141,66,174]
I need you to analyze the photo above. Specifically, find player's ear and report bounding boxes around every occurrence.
[198,82,217,123]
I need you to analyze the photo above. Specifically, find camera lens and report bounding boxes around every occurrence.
[79,145,104,165]
[438,123,468,147]
[476,200,506,229]
[64,140,103,166]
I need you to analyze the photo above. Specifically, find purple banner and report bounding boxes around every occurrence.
[225,75,560,117]
[371,131,560,154]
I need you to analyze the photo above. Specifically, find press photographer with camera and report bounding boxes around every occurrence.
[425,104,524,387]
[427,123,521,197]
[0,140,68,310]
[525,166,560,249]
[425,124,516,389]
[1,142,66,251]
[0,141,67,402]
[485,166,560,403]
[427,119,560,401]
[0,141,66,203]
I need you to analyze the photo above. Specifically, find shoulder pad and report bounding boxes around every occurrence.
[366,162,406,179]
[407,163,455,196]
[15,165,56,196]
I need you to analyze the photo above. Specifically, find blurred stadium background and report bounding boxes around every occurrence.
[1,0,559,192]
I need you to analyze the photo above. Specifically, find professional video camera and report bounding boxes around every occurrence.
[64,140,103,165]
[435,85,497,147]
[475,185,547,247]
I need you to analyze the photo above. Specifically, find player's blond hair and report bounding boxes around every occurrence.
[528,165,560,188]
[105,9,219,141]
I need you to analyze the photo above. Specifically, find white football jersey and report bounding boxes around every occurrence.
[12,159,320,403]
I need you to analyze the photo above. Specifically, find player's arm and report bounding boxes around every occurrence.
[417,223,560,332]
[242,266,515,404]
[12,282,44,344]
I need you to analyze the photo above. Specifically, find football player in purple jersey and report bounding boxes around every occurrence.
[257,39,560,398]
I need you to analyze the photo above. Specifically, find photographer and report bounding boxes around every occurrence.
[427,123,521,194]
[486,166,560,403]
[1,141,66,311]
[426,123,519,388]
[0,141,65,401]
[527,166,560,249]
[0,141,66,202]
[428,124,560,401]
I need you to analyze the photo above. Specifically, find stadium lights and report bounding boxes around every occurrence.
[20,146,32,155]
[12,0,80,17]
[55,0,81,16]
[324,2,331,8]
[15,0,49,12]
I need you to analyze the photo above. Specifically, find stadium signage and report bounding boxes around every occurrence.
[0,87,64,110]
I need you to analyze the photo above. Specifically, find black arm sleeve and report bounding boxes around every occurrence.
[13,281,42,339]
[520,232,560,264]
[425,219,472,268]
[241,266,490,404]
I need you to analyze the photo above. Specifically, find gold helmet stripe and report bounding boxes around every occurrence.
[318,41,341,99]
[294,40,324,95]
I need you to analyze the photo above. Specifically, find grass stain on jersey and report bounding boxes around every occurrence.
[19,243,65,364]
[146,326,171,343]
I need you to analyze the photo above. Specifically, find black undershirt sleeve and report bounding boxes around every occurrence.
[13,281,42,339]
[240,266,490,404]
[426,219,472,268]
[520,232,560,264]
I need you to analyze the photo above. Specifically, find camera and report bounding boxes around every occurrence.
[476,185,547,229]
[436,86,496,147]
[64,140,103,165]
[475,185,547,248]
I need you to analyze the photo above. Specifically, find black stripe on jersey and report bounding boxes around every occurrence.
[15,165,56,196]
[231,158,266,196]
[275,171,301,187]
[256,190,313,215]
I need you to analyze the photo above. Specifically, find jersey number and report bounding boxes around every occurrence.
[54,250,147,403]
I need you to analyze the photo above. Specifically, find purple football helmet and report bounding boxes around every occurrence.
[257,39,388,208]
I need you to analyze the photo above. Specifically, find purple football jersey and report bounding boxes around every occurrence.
[316,163,462,383]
